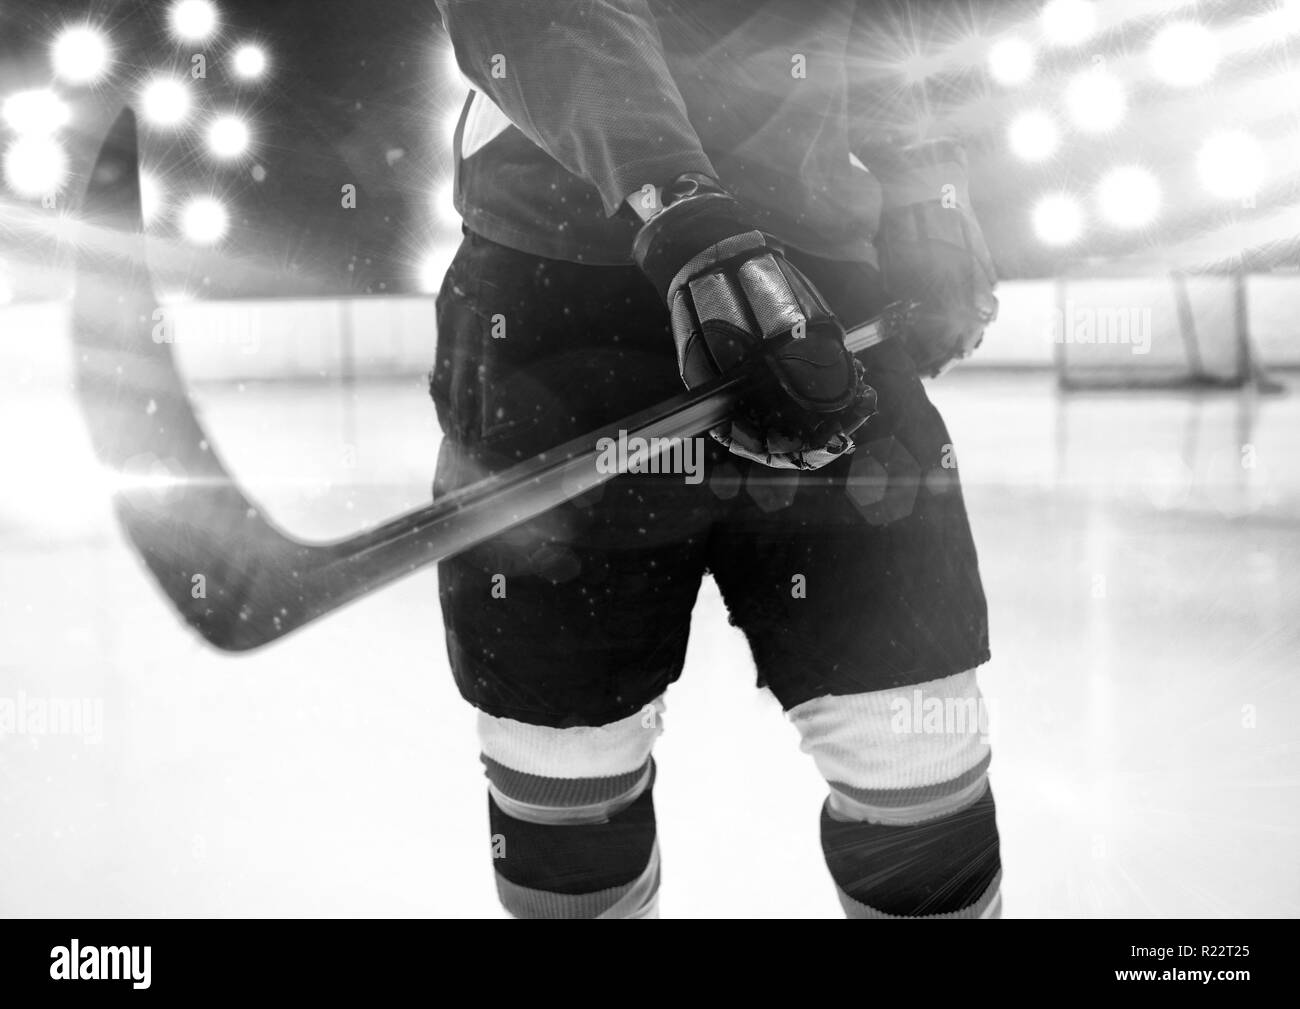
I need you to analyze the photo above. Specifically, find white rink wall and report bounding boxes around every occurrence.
[4,273,1299,386]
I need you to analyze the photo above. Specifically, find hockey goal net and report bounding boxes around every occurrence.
[1052,272,1272,390]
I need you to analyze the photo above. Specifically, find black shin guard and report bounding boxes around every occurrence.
[820,782,1001,918]
[488,785,659,918]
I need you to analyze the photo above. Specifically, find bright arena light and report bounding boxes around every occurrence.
[1008,109,1060,162]
[898,50,942,86]
[180,196,229,244]
[1041,0,1097,47]
[2,89,71,137]
[140,77,191,127]
[206,114,250,158]
[1032,192,1084,245]
[1197,131,1266,200]
[140,172,165,223]
[3,136,69,198]
[1097,166,1161,228]
[1149,22,1220,88]
[987,36,1036,86]
[442,107,461,145]
[232,44,267,80]
[433,181,461,225]
[170,0,219,42]
[51,25,112,85]
[442,45,471,89]
[418,247,453,293]
[1064,68,1126,133]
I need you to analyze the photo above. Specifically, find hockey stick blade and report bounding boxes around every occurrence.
[73,109,906,652]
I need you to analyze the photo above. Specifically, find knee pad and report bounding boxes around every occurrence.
[790,671,1001,918]
[478,698,664,919]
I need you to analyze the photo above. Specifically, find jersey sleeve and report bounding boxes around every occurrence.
[437,0,717,216]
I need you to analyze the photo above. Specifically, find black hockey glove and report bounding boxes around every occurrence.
[871,140,999,377]
[632,174,877,470]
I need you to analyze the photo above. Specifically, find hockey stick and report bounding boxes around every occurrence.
[73,109,908,652]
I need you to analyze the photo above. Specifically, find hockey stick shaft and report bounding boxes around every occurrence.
[237,312,895,641]
[74,108,900,651]
[321,311,890,570]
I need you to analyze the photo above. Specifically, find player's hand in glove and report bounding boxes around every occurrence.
[632,173,877,470]
[871,139,999,377]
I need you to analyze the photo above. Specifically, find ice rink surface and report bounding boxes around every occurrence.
[2,353,1298,917]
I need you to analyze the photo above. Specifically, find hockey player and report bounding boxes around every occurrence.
[430,0,1001,918]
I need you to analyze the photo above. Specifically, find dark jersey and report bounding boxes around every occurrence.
[439,0,943,265]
